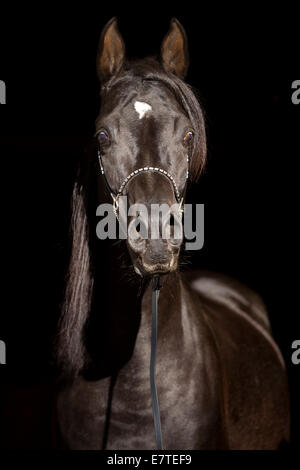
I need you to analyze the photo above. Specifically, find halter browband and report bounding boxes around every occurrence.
[98,150,189,219]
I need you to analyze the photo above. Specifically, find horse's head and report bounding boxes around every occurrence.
[56,18,207,376]
[95,18,206,277]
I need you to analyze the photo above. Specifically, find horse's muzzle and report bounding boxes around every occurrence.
[127,209,183,276]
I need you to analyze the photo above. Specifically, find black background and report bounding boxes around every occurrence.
[0,5,299,451]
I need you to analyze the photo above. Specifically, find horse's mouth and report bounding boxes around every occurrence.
[133,255,178,277]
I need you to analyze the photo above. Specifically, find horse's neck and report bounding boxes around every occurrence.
[91,239,194,379]
[140,272,183,344]
[121,272,191,381]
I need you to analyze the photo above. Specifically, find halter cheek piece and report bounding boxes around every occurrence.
[97,150,190,219]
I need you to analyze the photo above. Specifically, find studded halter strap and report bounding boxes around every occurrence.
[97,150,190,219]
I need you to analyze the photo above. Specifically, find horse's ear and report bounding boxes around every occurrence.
[161,18,189,79]
[97,17,125,84]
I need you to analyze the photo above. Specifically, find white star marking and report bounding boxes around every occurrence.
[134,101,152,119]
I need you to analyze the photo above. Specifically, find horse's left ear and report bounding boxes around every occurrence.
[97,17,125,84]
[160,18,189,79]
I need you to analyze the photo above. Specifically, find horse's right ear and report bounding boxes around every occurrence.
[97,17,125,85]
[160,18,189,79]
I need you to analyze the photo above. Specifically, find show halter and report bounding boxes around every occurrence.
[98,151,189,220]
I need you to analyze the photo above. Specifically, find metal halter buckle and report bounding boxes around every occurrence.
[112,194,120,220]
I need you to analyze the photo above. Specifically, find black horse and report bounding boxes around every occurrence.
[54,18,290,449]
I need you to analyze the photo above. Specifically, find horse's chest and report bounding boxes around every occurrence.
[105,363,213,450]
[57,361,220,450]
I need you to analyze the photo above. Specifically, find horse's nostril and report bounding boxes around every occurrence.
[169,214,175,227]
[136,222,143,234]
[163,212,183,247]
[128,218,147,252]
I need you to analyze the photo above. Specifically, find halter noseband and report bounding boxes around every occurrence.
[98,151,190,219]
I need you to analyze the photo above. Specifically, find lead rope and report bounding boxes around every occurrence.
[151,276,163,450]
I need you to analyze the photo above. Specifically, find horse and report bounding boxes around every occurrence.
[54,17,290,450]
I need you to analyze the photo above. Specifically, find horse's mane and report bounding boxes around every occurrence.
[54,58,207,378]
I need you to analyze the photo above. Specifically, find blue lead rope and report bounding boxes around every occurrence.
[151,276,163,450]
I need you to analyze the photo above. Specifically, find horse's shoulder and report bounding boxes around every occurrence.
[182,269,285,371]
[182,270,271,333]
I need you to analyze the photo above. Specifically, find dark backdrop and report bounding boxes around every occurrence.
[0,6,299,450]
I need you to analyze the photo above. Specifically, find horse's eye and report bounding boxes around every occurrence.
[97,130,110,146]
[183,131,194,145]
